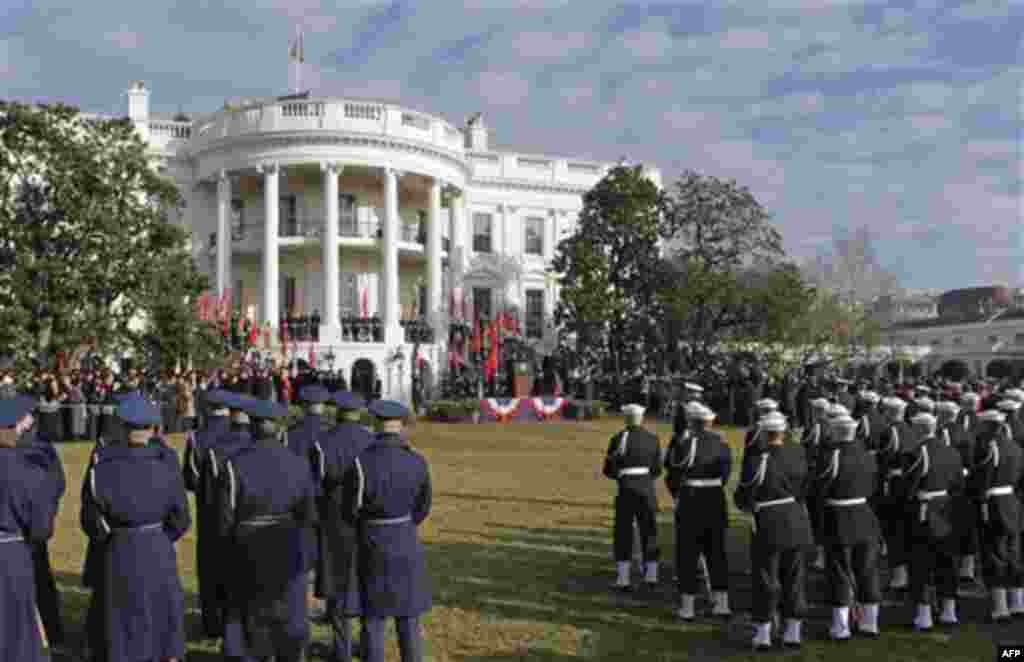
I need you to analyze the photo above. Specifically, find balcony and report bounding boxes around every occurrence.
[402,320,435,344]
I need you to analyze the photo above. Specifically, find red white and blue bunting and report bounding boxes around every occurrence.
[530,397,565,421]
[482,398,520,422]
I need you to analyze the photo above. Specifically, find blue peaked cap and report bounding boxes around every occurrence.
[117,394,161,427]
[242,398,290,421]
[333,391,366,411]
[0,395,37,427]
[368,399,409,420]
[298,385,330,404]
[204,389,232,407]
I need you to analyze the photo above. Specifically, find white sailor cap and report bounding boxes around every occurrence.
[689,404,716,421]
[960,392,981,403]
[810,398,831,410]
[997,399,1021,412]
[913,397,935,412]
[755,398,778,410]
[860,391,881,403]
[829,414,858,429]
[759,412,787,432]
[935,401,960,416]
[882,397,907,412]
[914,385,932,394]
[1006,389,1024,402]
[684,382,704,393]
[621,404,646,417]
[978,409,1007,423]
[827,404,850,418]
[910,412,937,426]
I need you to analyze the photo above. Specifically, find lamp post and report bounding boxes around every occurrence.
[325,348,337,374]
[390,346,406,403]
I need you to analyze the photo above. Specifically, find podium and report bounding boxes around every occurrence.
[512,362,531,398]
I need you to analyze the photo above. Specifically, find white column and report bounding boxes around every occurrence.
[381,168,402,343]
[321,162,342,342]
[427,178,443,330]
[450,190,467,275]
[216,171,231,296]
[259,162,280,329]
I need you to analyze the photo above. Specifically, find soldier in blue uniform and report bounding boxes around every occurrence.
[312,391,375,661]
[182,389,232,638]
[735,412,813,650]
[969,408,1024,621]
[0,395,58,662]
[287,384,332,616]
[17,401,66,653]
[876,397,911,590]
[342,399,432,662]
[664,402,732,620]
[81,393,191,662]
[217,397,318,662]
[603,404,662,590]
[812,415,882,640]
[901,412,964,630]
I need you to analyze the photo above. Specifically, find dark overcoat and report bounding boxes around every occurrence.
[287,413,330,570]
[313,421,375,609]
[901,436,964,550]
[664,428,731,529]
[81,442,191,662]
[217,439,317,659]
[343,433,433,617]
[811,443,881,546]
[0,445,57,662]
[967,428,1022,534]
[735,444,814,550]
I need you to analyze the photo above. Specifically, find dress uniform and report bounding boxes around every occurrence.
[956,392,982,581]
[855,391,882,450]
[967,409,1023,621]
[182,389,232,638]
[287,384,332,614]
[81,394,191,662]
[673,382,704,437]
[901,412,964,630]
[312,391,375,662]
[876,397,911,589]
[664,402,732,620]
[17,412,66,651]
[216,398,318,662]
[603,404,662,590]
[0,396,58,662]
[800,398,831,464]
[735,412,813,650]
[343,400,432,662]
[813,415,882,640]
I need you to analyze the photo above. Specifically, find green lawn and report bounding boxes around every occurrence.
[47,420,1016,661]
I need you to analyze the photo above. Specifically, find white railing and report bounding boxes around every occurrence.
[149,121,192,139]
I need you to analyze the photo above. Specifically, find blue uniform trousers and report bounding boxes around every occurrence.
[327,598,365,661]
[362,616,421,662]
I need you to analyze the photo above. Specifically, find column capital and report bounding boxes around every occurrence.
[217,169,230,183]
[320,161,344,175]
[504,205,517,214]
[384,167,405,180]
[257,162,279,175]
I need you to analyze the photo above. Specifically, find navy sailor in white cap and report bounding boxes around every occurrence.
[901,411,964,631]
[603,403,662,590]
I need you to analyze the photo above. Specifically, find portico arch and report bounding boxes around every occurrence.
[987,359,1013,380]
[351,358,377,400]
[938,360,969,381]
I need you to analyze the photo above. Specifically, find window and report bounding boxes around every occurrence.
[339,194,356,236]
[1015,333,1024,346]
[525,289,544,339]
[340,273,358,317]
[989,335,1000,344]
[931,338,942,346]
[280,195,298,236]
[418,284,427,317]
[524,217,544,255]
[473,213,493,253]
[473,287,492,322]
[231,199,245,239]
[282,276,297,316]
[953,336,964,346]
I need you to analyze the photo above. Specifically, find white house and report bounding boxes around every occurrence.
[87,82,662,399]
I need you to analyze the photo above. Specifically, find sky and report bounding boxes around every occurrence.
[1,0,1021,292]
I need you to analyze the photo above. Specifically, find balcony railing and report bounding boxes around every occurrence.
[341,317,384,343]
[402,320,435,344]
[209,219,449,251]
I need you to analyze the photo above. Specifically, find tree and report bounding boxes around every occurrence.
[550,165,662,386]
[0,101,217,371]
[801,224,899,306]
[656,170,806,378]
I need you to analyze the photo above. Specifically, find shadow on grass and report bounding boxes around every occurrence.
[435,492,609,510]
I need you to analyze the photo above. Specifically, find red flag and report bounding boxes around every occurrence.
[484,324,499,381]
[247,318,258,346]
[237,315,246,338]
[471,318,482,354]
[361,287,369,318]
[308,345,316,367]
[280,321,289,356]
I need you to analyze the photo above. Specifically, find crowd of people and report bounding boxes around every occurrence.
[0,368,432,662]
[606,375,1023,650]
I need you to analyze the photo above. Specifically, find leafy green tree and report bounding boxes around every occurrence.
[550,165,662,386]
[656,170,806,378]
[0,101,221,371]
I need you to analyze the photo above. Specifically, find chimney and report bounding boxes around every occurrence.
[126,81,150,140]
[464,113,488,151]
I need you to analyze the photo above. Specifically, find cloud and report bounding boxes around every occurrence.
[476,71,530,106]
[103,29,141,50]
[617,29,674,58]
[718,28,774,50]
[509,31,589,59]
[906,113,953,135]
